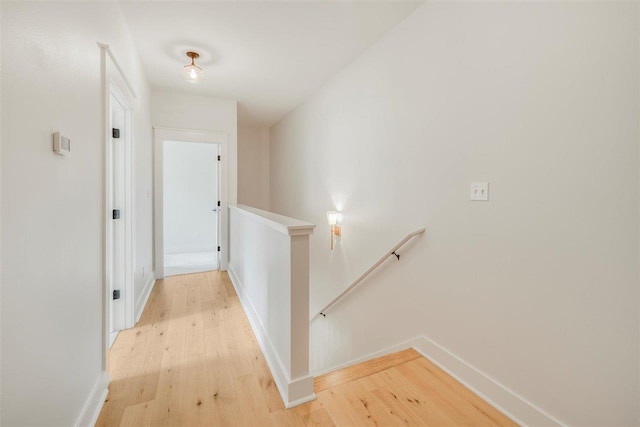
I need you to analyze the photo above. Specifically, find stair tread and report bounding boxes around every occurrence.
[314,348,421,392]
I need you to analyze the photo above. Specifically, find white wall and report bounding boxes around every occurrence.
[228,205,315,407]
[135,80,154,302]
[238,126,270,210]
[163,141,218,254]
[270,2,639,426]
[0,2,152,425]
[0,2,3,416]
[151,90,238,205]
[132,66,154,318]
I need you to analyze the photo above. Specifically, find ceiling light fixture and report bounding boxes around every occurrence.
[183,51,202,83]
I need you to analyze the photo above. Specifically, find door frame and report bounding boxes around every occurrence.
[107,83,135,337]
[153,128,229,278]
[100,42,136,371]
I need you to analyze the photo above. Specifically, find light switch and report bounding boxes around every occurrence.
[471,182,489,201]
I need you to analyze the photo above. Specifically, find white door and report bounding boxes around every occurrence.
[109,92,127,339]
[162,141,219,276]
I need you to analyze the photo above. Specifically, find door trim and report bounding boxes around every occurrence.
[153,127,229,278]
[100,42,136,372]
[108,83,135,332]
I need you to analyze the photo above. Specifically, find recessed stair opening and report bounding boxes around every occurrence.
[98,270,518,426]
[313,349,518,426]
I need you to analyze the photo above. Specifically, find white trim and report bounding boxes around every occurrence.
[100,42,109,372]
[99,43,136,372]
[154,128,229,278]
[108,82,136,331]
[286,393,317,408]
[135,271,156,323]
[411,336,565,427]
[74,371,109,427]
[109,331,118,348]
[284,376,316,409]
[97,43,136,99]
[230,204,315,236]
[228,265,316,408]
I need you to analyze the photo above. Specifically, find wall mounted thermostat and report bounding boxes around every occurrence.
[52,132,71,156]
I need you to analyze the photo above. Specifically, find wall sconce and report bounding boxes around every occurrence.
[327,211,342,250]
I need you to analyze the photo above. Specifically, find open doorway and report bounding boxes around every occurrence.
[154,128,229,279]
[163,140,219,276]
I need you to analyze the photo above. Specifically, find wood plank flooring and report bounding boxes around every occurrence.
[314,349,421,393]
[96,271,517,426]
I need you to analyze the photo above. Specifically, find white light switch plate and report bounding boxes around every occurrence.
[471,182,489,201]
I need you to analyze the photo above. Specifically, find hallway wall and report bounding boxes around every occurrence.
[151,90,238,206]
[0,2,152,425]
[270,2,639,425]
[238,126,270,210]
[0,2,3,416]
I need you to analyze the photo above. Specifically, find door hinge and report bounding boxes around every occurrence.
[112,128,120,139]
[112,209,121,220]
[113,290,121,300]
[217,201,221,207]
[217,246,221,252]
[217,155,221,161]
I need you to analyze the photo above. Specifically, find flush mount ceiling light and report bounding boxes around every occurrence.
[183,51,202,83]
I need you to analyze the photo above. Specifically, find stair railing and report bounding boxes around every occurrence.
[311,227,426,320]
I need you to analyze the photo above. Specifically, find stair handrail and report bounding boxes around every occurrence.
[311,226,426,320]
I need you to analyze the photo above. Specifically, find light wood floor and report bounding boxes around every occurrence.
[97,271,517,426]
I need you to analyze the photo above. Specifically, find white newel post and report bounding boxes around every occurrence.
[228,205,316,407]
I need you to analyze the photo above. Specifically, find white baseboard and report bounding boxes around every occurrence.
[135,271,156,323]
[228,264,316,408]
[312,334,564,427]
[75,371,109,427]
[411,336,564,427]
[109,331,119,348]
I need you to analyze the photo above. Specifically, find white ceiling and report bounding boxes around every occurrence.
[119,1,423,127]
